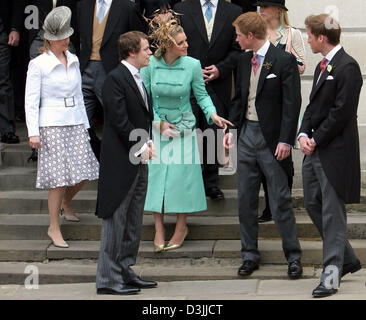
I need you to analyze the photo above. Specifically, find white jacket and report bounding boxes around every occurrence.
[25,50,90,137]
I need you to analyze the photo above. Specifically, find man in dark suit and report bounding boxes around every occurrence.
[299,14,362,298]
[96,31,156,295]
[231,0,257,13]
[224,12,302,279]
[174,0,242,199]
[78,0,145,159]
[0,0,25,144]
[27,0,79,58]
[136,0,181,18]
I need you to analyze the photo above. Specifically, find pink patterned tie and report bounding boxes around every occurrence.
[251,53,260,76]
[320,57,327,74]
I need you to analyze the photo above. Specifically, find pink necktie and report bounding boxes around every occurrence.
[320,57,327,74]
[251,53,260,76]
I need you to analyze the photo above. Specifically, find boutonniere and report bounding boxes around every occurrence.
[263,62,273,70]
[327,64,333,73]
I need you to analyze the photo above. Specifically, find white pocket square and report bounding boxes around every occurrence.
[266,74,277,79]
[326,75,334,80]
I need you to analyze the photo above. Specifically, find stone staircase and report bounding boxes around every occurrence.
[2,0,366,285]
[0,124,366,285]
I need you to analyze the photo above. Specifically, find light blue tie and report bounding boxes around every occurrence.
[205,1,213,23]
[97,0,106,24]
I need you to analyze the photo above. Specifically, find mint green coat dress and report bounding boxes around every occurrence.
[141,56,216,213]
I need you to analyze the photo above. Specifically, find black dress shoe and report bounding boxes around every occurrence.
[342,259,361,277]
[238,260,259,277]
[97,286,140,295]
[127,277,157,289]
[27,148,38,162]
[312,283,337,298]
[1,132,20,144]
[258,210,272,223]
[288,260,303,279]
[206,187,224,200]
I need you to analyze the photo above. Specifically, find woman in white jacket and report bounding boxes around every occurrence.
[25,7,99,248]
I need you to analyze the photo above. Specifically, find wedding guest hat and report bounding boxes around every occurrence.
[253,0,288,11]
[43,6,74,41]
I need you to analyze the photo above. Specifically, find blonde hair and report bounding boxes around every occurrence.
[148,14,184,58]
[279,9,290,28]
[39,39,51,54]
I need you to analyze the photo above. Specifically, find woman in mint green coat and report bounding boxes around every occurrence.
[141,19,231,252]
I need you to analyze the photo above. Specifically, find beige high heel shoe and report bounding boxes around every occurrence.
[60,208,80,222]
[47,230,69,248]
[154,243,165,253]
[164,227,189,251]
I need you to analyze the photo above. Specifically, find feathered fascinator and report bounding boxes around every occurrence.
[146,9,184,57]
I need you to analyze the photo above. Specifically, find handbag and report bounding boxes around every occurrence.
[286,27,306,74]
[160,112,196,136]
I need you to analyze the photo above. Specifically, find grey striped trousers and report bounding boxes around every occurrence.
[96,164,148,291]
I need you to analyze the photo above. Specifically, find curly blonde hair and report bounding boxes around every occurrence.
[147,12,184,58]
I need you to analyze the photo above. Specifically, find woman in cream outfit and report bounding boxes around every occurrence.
[255,0,306,73]
[25,7,99,248]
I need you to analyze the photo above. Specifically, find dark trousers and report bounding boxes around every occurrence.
[96,165,148,291]
[82,60,107,121]
[237,121,302,263]
[302,151,358,286]
[262,160,294,214]
[82,61,107,160]
[0,22,15,134]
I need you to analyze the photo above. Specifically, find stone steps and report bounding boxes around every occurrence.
[1,189,366,215]
[0,260,318,285]
[1,239,366,265]
[0,166,237,190]
[2,213,366,241]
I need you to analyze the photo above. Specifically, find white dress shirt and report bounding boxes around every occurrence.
[96,0,113,20]
[200,0,218,18]
[254,39,270,65]
[298,44,343,142]
[122,60,148,108]
[121,60,152,157]
[316,44,342,84]
[252,40,291,148]
[25,50,90,137]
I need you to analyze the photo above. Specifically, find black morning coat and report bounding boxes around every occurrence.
[228,43,302,178]
[174,0,242,115]
[96,63,153,219]
[78,0,146,74]
[299,48,363,204]
[0,0,25,33]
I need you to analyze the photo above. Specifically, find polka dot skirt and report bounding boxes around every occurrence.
[36,125,99,189]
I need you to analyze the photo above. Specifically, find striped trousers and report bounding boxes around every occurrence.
[96,164,148,291]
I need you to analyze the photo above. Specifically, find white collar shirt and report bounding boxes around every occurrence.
[200,0,218,20]
[121,60,148,108]
[96,0,113,19]
[316,44,342,84]
[25,50,90,137]
[254,40,271,65]
[121,60,151,157]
